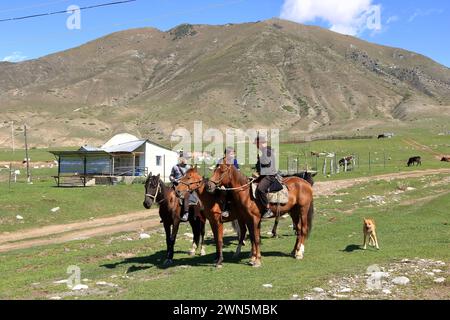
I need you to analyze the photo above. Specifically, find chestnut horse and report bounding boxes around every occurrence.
[207,163,314,267]
[175,167,247,267]
[143,174,205,265]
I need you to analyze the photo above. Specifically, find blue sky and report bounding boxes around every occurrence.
[1,0,449,67]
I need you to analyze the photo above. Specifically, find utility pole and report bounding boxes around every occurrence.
[11,121,15,153]
[24,124,31,183]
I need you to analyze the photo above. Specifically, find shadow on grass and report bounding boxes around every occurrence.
[342,244,363,252]
[100,234,299,273]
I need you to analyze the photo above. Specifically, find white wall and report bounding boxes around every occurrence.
[144,142,178,182]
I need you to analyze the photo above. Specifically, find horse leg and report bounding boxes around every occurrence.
[200,220,206,256]
[168,219,180,263]
[210,217,224,267]
[233,219,247,258]
[271,215,280,238]
[252,216,262,267]
[295,203,310,260]
[246,219,257,264]
[188,217,199,256]
[163,220,173,265]
[290,210,301,258]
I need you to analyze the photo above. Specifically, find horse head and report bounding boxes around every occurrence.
[175,166,203,197]
[143,173,160,209]
[207,161,233,193]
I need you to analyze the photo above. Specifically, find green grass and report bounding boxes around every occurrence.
[0,178,145,233]
[0,174,448,299]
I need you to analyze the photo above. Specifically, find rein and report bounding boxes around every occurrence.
[211,165,255,192]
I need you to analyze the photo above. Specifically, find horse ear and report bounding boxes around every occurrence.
[193,164,198,171]
[157,174,160,178]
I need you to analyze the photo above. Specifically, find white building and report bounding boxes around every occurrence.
[50,133,178,186]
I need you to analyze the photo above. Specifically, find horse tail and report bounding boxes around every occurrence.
[306,200,314,238]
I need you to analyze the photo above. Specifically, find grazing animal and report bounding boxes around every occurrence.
[339,156,354,167]
[363,218,379,250]
[174,167,247,267]
[143,174,205,265]
[378,134,386,139]
[441,157,450,162]
[206,162,314,267]
[407,156,422,167]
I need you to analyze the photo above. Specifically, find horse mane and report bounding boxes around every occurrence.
[230,165,250,186]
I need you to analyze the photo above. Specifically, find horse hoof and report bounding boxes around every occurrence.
[295,254,304,260]
[163,259,173,266]
[252,260,262,268]
[200,249,206,256]
[215,264,223,268]
[188,250,196,256]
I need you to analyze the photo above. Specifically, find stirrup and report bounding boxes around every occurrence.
[262,209,274,219]
[180,212,189,222]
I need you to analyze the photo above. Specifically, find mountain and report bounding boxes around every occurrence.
[1,18,449,147]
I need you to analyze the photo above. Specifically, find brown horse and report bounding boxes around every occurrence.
[207,163,314,267]
[143,174,205,265]
[270,172,315,238]
[175,168,247,267]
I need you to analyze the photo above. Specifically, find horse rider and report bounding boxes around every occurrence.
[254,136,277,219]
[217,146,240,218]
[170,157,196,222]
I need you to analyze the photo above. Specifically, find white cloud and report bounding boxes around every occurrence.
[2,51,27,62]
[408,9,443,22]
[386,15,399,24]
[280,0,382,36]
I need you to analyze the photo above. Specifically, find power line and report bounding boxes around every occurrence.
[0,0,71,14]
[0,0,137,23]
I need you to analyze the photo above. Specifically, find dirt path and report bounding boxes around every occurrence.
[1,168,449,253]
[402,138,444,159]
[314,168,450,196]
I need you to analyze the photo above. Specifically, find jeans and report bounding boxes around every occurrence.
[256,175,277,208]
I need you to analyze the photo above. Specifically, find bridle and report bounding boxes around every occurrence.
[177,177,204,192]
[145,179,165,204]
[208,164,232,188]
[209,164,255,192]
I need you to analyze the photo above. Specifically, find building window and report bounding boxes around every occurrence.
[156,156,162,166]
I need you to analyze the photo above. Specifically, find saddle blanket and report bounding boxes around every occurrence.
[251,183,289,205]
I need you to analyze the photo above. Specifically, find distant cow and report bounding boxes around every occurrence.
[339,156,354,167]
[407,156,422,167]
[378,134,386,139]
[441,157,450,162]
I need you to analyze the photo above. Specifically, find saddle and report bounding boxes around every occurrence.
[251,175,289,205]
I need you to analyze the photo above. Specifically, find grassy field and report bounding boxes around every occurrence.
[0,174,448,299]
[0,134,448,299]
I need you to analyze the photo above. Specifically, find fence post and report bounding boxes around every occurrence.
[323,158,327,175]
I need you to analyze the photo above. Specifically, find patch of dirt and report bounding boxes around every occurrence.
[0,210,160,253]
[314,168,450,196]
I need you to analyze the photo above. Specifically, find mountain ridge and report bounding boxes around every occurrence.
[1,18,449,147]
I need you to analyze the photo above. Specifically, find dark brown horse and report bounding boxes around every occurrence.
[207,163,314,267]
[143,174,205,265]
[175,168,247,267]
